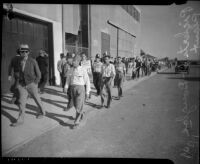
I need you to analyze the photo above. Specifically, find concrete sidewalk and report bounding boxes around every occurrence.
[1,67,168,156]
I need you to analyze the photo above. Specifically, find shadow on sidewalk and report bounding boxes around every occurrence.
[43,88,67,99]
[1,97,74,128]
[85,101,102,109]
[1,105,38,126]
[41,97,67,111]
[45,111,74,129]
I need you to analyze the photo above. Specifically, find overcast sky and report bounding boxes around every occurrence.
[138,1,200,60]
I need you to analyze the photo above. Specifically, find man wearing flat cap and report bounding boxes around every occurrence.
[12,44,46,127]
[64,55,91,128]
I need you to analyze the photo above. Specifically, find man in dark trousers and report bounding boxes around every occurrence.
[8,48,22,104]
[36,50,49,94]
[92,54,103,96]
[12,44,46,127]
[100,55,116,108]
[135,57,142,79]
[115,56,126,99]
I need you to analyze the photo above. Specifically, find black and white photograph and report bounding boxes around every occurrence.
[1,2,199,163]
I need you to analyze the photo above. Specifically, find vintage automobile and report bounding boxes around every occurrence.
[175,60,190,74]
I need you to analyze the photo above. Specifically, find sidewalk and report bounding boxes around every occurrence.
[1,67,168,156]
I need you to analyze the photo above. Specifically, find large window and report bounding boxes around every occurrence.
[65,5,89,58]
[121,5,140,22]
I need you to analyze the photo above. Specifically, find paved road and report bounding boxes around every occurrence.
[6,66,199,164]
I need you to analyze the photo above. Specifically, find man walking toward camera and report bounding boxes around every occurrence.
[64,55,91,128]
[100,55,116,109]
[12,44,46,127]
[115,56,126,99]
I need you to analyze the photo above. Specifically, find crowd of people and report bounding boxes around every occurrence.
[8,43,160,128]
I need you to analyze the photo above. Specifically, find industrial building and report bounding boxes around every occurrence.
[2,4,141,93]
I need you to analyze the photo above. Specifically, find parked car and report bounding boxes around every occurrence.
[175,60,190,74]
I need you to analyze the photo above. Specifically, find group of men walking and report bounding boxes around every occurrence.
[8,44,156,128]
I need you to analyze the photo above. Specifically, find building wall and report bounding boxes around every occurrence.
[90,5,141,60]
[11,4,63,85]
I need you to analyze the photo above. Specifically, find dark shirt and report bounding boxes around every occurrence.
[19,57,41,86]
[135,60,141,68]
[8,55,22,76]
[36,56,48,74]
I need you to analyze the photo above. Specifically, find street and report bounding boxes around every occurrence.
[5,66,199,164]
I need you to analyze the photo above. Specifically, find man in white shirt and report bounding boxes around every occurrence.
[64,55,91,128]
[100,55,116,108]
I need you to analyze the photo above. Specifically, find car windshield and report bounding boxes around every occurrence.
[177,61,188,65]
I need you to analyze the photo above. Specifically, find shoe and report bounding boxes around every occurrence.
[36,113,45,119]
[11,120,24,127]
[106,105,111,109]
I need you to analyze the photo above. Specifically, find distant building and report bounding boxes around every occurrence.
[2,4,141,93]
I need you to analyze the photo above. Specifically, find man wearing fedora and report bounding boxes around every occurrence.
[12,44,46,127]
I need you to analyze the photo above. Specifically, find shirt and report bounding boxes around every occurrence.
[101,63,116,78]
[57,58,66,73]
[65,66,91,95]
[81,60,92,75]
[93,61,103,73]
[115,62,126,74]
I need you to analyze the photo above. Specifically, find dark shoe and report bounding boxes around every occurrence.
[106,105,111,109]
[11,120,24,127]
[36,113,45,119]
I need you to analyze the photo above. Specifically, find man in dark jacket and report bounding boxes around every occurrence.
[36,50,49,94]
[8,48,22,104]
[12,44,46,127]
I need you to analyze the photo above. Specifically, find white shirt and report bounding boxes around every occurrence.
[65,66,91,95]
[81,60,92,74]
[101,63,116,78]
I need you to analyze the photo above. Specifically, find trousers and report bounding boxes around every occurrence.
[17,82,45,119]
[116,72,124,97]
[93,72,101,95]
[70,85,85,114]
[100,77,112,107]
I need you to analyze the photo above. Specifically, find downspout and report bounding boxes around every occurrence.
[62,4,65,54]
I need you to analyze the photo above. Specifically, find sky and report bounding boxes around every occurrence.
[138,1,200,60]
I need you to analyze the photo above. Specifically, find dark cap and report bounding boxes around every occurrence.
[96,54,100,58]
[104,55,110,58]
